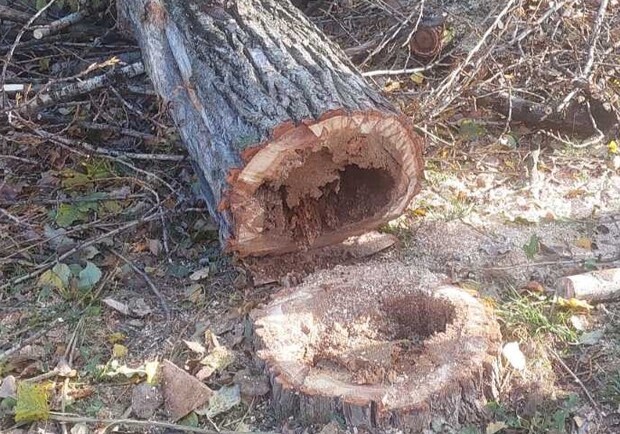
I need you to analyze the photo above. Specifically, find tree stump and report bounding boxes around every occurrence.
[117,0,424,257]
[252,264,502,432]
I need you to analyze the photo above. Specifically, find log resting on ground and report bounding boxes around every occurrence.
[117,0,424,257]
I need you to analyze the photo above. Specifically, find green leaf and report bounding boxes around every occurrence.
[178,412,199,427]
[458,120,487,140]
[38,270,64,290]
[167,263,191,278]
[584,258,598,271]
[14,383,49,423]
[101,200,122,214]
[522,234,540,260]
[61,170,92,189]
[78,261,102,290]
[39,58,50,72]
[77,200,99,213]
[195,385,240,418]
[55,204,82,227]
[53,263,72,286]
[38,263,71,290]
[85,160,111,179]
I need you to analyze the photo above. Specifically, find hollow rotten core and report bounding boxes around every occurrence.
[228,112,423,256]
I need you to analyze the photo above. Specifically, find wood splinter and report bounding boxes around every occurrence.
[118,0,424,257]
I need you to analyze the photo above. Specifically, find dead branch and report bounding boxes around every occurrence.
[0,318,64,362]
[557,268,620,303]
[0,5,46,24]
[109,249,172,322]
[32,9,90,39]
[48,413,275,434]
[6,62,145,114]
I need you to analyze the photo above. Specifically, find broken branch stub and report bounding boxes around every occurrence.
[117,0,424,257]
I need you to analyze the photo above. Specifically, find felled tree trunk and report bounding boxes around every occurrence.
[117,0,424,257]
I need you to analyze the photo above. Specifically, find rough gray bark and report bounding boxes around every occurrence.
[117,0,423,257]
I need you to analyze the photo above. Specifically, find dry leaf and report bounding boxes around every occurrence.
[102,298,130,316]
[556,297,594,312]
[383,80,401,93]
[183,340,207,355]
[148,239,162,256]
[575,237,593,250]
[189,267,210,281]
[486,421,507,434]
[161,360,213,420]
[113,344,128,359]
[522,281,545,294]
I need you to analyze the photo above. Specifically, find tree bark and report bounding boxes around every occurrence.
[117,0,424,257]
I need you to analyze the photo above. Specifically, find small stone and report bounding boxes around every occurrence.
[69,423,89,434]
[132,383,163,419]
[502,342,526,371]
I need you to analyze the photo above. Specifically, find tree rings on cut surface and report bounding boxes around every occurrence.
[252,264,502,433]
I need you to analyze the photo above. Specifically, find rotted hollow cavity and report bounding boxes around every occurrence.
[228,112,423,257]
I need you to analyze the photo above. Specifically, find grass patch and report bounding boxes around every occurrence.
[496,289,579,344]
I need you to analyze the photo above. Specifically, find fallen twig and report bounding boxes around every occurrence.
[556,0,610,113]
[48,413,275,434]
[0,5,46,25]
[14,129,184,161]
[431,0,517,115]
[6,62,145,114]
[0,210,162,292]
[508,0,570,46]
[549,348,601,414]
[109,248,172,322]
[32,9,90,40]
[0,0,57,105]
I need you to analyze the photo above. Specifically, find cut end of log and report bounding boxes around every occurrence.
[252,264,502,432]
[227,111,423,257]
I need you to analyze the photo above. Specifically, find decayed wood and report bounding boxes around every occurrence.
[252,264,502,432]
[557,268,620,302]
[117,0,424,257]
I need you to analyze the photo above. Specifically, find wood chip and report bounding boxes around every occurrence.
[161,360,213,420]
